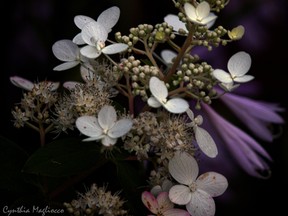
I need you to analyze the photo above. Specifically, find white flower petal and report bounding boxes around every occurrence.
[195,126,218,158]
[185,190,215,216]
[169,185,191,205]
[63,81,81,90]
[164,14,187,33]
[98,105,117,130]
[149,76,168,103]
[147,96,162,108]
[76,116,103,138]
[164,98,189,114]
[108,119,133,138]
[212,69,232,84]
[53,61,80,71]
[52,39,79,61]
[196,1,210,20]
[161,49,177,65]
[10,76,34,91]
[72,33,85,45]
[97,6,120,32]
[169,151,198,185]
[184,3,197,22]
[80,45,101,59]
[196,172,228,197]
[102,43,128,55]
[165,209,190,216]
[101,135,117,146]
[201,14,217,26]
[228,51,251,77]
[233,75,254,83]
[81,21,108,46]
[74,15,95,29]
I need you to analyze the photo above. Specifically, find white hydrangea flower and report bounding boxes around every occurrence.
[228,25,245,40]
[52,39,87,71]
[184,1,217,26]
[168,151,228,216]
[212,51,254,91]
[10,76,59,91]
[76,105,133,146]
[147,76,189,114]
[186,109,218,158]
[80,21,128,59]
[73,6,120,45]
[164,13,216,35]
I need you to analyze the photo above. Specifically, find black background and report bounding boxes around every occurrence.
[2,0,288,215]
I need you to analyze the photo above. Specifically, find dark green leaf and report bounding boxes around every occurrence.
[22,138,105,177]
[0,135,29,191]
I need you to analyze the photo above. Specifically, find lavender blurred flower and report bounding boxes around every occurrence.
[201,102,283,178]
[219,91,284,142]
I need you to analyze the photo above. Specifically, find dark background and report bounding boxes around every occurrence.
[2,0,288,215]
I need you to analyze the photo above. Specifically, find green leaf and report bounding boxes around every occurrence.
[0,135,29,191]
[22,137,105,177]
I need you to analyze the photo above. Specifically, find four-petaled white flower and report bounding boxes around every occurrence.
[164,13,216,35]
[168,151,228,216]
[147,76,189,114]
[73,6,120,45]
[212,51,254,91]
[75,105,133,146]
[80,21,128,59]
[186,109,218,158]
[142,191,190,216]
[52,39,87,71]
[184,1,217,26]
[10,76,60,91]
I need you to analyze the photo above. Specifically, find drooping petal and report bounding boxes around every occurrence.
[10,76,34,91]
[157,192,174,212]
[97,6,120,32]
[168,151,198,185]
[97,105,117,130]
[227,51,251,77]
[164,98,189,114]
[169,185,191,205]
[108,119,133,138]
[212,69,232,84]
[102,43,128,55]
[196,172,228,197]
[76,116,103,138]
[194,126,218,158]
[74,15,95,29]
[80,45,101,59]
[53,61,80,71]
[141,191,159,214]
[185,190,215,216]
[147,96,162,108]
[52,39,79,61]
[149,76,168,102]
[101,135,117,146]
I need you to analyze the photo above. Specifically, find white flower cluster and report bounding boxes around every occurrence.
[9,1,284,215]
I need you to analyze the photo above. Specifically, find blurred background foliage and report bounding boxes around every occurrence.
[2,0,288,215]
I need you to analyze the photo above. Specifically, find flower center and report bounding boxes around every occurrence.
[189,182,197,192]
